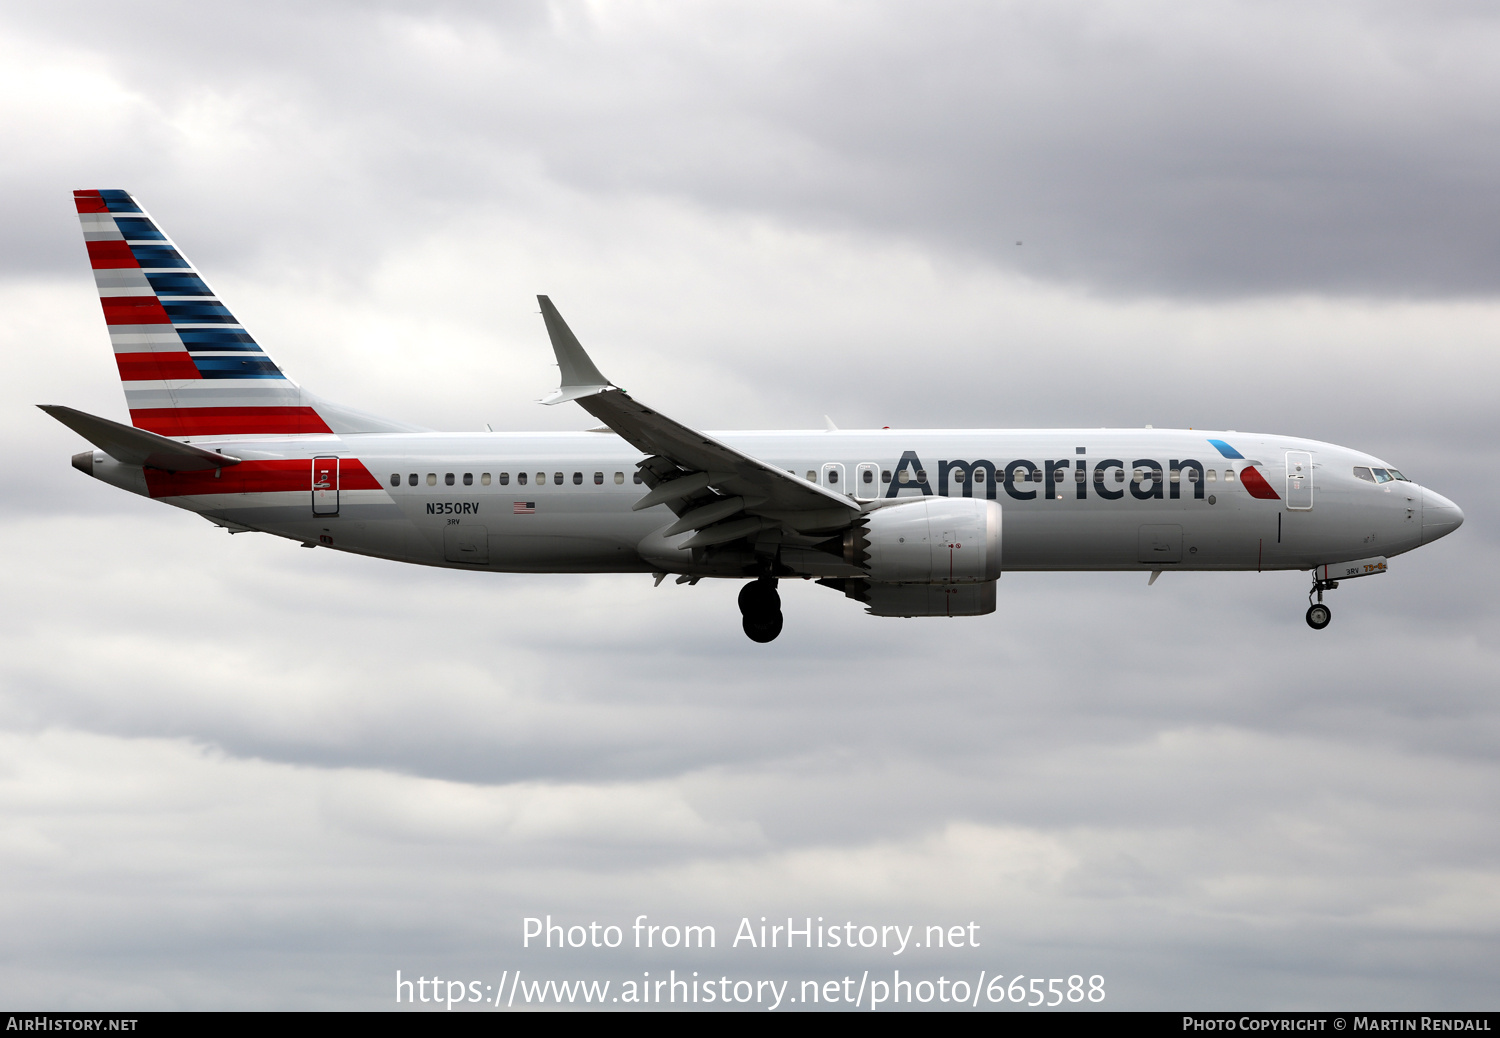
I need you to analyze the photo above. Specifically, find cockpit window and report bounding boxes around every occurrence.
[1387,469,1408,481]
[1371,468,1393,483]
[1353,467,1376,483]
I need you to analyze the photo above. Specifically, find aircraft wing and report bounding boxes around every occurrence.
[537,296,859,544]
[38,404,242,472]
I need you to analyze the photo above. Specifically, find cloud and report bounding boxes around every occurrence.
[11,1,1500,294]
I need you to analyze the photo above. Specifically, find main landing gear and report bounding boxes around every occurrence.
[1306,576,1338,631]
[739,577,783,643]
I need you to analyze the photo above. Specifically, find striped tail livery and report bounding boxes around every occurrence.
[73,188,411,438]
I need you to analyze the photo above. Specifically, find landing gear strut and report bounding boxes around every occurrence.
[739,577,783,643]
[1306,576,1338,630]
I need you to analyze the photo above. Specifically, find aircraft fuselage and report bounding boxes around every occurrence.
[78,427,1453,577]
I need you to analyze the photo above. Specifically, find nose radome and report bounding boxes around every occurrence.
[1421,488,1464,545]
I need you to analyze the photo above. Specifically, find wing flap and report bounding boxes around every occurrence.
[575,388,856,514]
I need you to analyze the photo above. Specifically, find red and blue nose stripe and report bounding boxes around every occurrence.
[1208,438,1280,500]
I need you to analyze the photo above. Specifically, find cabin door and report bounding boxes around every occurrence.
[1285,451,1313,510]
[312,457,340,516]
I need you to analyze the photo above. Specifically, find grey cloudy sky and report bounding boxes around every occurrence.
[1,0,1496,1010]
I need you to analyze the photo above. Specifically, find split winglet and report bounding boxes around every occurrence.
[537,295,617,404]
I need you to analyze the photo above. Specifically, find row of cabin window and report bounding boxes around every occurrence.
[391,465,1248,490]
[390,471,643,488]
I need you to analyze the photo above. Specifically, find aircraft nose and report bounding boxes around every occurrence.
[1422,488,1464,544]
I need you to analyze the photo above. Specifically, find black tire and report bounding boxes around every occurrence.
[743,610,784,643]
[738,580,780,617]
[1306,603,1331,630]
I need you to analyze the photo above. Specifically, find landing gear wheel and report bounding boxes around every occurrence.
[743,611,784,643]
[739,578,783,642]
[1306,603,1331,630]
[738,579,780,616]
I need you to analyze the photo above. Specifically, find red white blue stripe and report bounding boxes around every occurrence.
[75,189,332,437]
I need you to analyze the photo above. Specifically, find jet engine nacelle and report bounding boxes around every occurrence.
[847,498,1001,584]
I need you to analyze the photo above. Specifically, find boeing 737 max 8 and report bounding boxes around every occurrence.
[43,190,1464,641]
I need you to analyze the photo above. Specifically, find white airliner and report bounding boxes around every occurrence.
[44,190,1464,641]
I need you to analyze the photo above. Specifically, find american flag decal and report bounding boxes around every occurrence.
[513,501,535,514]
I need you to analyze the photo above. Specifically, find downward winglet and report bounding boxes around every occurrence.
[537,295,617,404]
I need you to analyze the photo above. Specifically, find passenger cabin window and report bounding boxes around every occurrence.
[882,470,892,483]
[536,472,545,485]
[572,472,582,485]
[1207,469,1216,482]
[445,473,455,486]
[389,474,399,487]
[408,473,417,486]
[917,469,928,484]
[898,470,910,484]
[517,472,527,485]
[498,473,509,485]
[426,473,437,486]
[1224,469,1237,483]
[594,472,603,485]
[1133,468,1144,483]
[1075,468,1085,482]
[633,472,643,484]
[974,469,985,483]
[1372,468,1393,483]
[1353,467,1376,483]
[1170,468,1181,483]
[463,473,473,486]
[481,473,491,486]
[554,472,564,485]
[614,472,624,484]
[1053,468,1064,483]
[806,471,816,481]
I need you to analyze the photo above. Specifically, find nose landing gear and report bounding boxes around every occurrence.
[1306,576,1338,630]
[739,577,783,643]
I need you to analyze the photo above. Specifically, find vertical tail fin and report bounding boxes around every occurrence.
[74,189,420,437]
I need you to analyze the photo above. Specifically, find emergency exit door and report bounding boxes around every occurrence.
[1285,451,1313,510]
[312,456,340,516]
[822,463,847,496]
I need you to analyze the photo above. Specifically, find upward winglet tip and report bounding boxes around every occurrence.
[536,294,613,401]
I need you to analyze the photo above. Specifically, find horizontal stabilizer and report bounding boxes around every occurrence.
[39,404,241,471]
